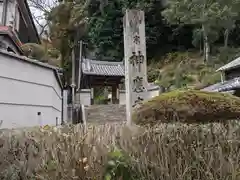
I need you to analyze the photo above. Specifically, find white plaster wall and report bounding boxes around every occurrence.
[77,89,91,106]
[0,52,62,129]
[147,89,160,99]
[119,91,126,105]
[0,3,3,21]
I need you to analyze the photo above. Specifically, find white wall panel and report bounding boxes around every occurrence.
[0,52,62,129]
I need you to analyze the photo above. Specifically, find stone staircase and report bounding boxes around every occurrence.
[84,104,126,124]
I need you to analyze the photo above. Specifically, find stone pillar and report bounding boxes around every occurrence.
[63,90,68,123]
[123,10,148,125]
[116,86,120,104]
[90,87,94,105]
[112,84,119,104]
[220,72,225,83]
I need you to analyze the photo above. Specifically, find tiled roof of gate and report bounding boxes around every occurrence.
[217,56,240,71]
[82,58,124,76]
[202,77,240,92]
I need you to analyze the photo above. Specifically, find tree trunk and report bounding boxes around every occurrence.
[205,37,210,62]
[203,35,206,58]
[202,25,210,62]
[199,32,202,55]
[224,29,229,48]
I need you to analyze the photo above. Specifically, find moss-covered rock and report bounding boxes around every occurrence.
[133,90,240,126]
[21,43,60,67]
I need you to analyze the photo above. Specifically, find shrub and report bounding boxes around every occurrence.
[103,148,140,180]
[132,90,240,126]
[147,68,160,82]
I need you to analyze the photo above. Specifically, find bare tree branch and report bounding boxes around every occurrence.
[28,0,58,37]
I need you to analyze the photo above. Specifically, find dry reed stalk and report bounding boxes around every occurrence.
[0,121,240,179]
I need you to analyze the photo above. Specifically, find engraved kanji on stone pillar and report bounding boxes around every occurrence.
[123,9,148,124]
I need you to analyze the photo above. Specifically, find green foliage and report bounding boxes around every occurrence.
[201,71,221,86]
[87,0,123,59]
[218,47,240,63]
[147,50,240,90]
[104,148,139,180]
[147,67,160,82]
[95,95,108,104]
[163,0,240,30]
[47,0,88,84]
[162,0,240,61]
[164,51,190,64]
[192,28,202,48]
[47,2,74,84]
[47,48,60,59]
[42,0,240,87]
[133,90,240,126]
[87,0,170,59]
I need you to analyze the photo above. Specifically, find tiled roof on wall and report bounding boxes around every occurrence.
[217,56,240,71]
[0,49,63,88]
[202,77,240,93]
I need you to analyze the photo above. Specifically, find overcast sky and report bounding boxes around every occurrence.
[29,0,57,34]
[30,7,46,33]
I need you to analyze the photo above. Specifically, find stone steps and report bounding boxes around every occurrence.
[85,104,126,124]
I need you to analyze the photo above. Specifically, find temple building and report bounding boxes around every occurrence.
[74,58,160,106]
[0,0,40,54]
[77,58,125,105]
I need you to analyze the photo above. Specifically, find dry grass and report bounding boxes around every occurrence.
[1,121,240,179]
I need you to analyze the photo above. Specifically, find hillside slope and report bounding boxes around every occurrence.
[147,48,240,90]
